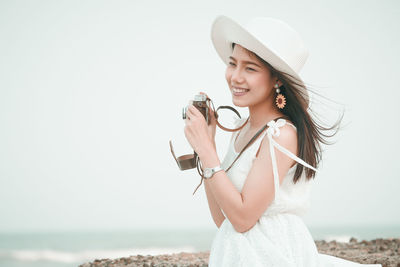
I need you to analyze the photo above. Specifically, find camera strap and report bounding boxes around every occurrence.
[169,98,248,171]
[192,115,288,195]
[168,96,289,195]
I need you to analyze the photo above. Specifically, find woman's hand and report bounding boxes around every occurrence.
[184,92,217,157]
[200,92,217,148]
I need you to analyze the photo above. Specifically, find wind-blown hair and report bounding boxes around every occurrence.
[232,42,344,183]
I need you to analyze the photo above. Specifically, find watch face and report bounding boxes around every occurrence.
[204,169,212,178]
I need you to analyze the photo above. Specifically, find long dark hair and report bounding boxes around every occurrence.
[232,43,344,183]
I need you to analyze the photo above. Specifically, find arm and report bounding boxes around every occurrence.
[203,131,238,228]
[204,180,225,228]
[200,124,298,233]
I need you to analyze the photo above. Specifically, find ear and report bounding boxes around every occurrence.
[275,80,283,88]
[271,73,283,88]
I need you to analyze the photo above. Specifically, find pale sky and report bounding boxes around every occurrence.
[0,0,399,232]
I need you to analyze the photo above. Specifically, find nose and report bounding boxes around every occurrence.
[230,66,245,85]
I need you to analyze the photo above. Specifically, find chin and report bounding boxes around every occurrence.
[232,97,249,108]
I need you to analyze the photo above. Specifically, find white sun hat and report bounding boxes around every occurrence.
[211,15,311,107]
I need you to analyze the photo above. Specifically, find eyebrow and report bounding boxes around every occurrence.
[229,56,262,68]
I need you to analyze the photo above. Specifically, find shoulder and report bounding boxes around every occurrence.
[253,119,298,184]
[256,119,298,158]
[274,119,297,144]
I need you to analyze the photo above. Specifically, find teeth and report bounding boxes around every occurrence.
[232,87,249,93]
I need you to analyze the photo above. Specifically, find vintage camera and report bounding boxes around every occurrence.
[182,94,210,125]
[169,94,211,172]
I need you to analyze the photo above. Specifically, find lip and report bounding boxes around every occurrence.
[231,86,249,90]
[231,86,250,96]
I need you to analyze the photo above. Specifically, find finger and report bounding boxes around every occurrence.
[209,112,216,124]
[184,108,192,121]
[184,115,192,125]
[208,105,216,121]
[186,109,194,121]
[199,91,208,97]
[209,106,214,115]
[187,105,200,117]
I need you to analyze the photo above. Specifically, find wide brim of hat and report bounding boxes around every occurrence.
[210,15,310,107]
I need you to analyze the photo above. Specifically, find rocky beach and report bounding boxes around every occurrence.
[79,237,400,267]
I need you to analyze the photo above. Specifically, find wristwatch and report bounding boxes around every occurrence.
[203,166,224,179]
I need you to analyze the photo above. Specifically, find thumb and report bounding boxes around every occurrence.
[209,106,217,125]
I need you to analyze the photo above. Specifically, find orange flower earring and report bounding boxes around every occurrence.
[275,83,286,109]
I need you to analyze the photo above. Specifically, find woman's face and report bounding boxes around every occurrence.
[225,44,276,108]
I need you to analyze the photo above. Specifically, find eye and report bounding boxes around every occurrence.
[228,62,236,66]
[246,67,256,71]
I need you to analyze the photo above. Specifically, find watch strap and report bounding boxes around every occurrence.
[204,165,223,179]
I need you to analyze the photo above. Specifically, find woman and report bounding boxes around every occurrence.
[183,15,381,267]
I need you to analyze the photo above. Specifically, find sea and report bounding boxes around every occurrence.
[0,225,399,267]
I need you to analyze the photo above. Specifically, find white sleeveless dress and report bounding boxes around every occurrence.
[208,117,382,267]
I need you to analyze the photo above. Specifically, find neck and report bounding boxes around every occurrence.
[247,99,284,130]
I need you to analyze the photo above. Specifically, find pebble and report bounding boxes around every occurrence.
[79,238,400,267]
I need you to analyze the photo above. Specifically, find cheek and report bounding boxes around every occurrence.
[249,75,263,89]
[250,75,271,95]
[225,69,232,83]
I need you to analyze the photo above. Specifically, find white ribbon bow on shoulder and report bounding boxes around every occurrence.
[266,118,287,137]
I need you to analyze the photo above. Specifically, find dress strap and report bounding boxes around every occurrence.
[265,118,319,199]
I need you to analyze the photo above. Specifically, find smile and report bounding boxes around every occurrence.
[232,87,250,96]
